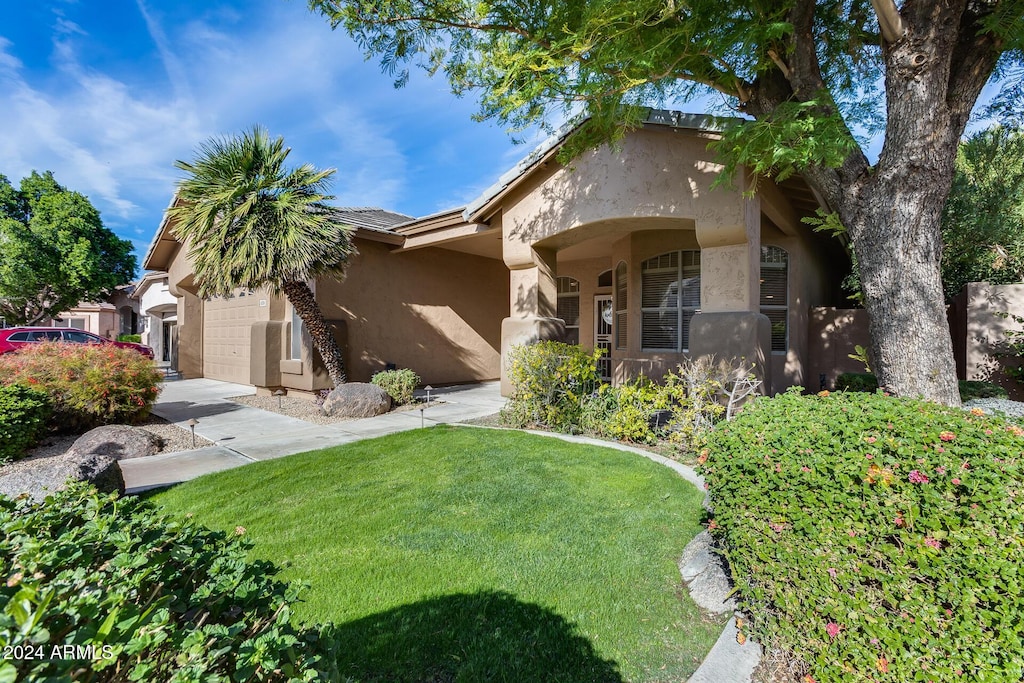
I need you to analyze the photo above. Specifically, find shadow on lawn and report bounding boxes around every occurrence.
[325,590,623,682]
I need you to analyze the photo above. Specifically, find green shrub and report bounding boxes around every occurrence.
[500,341,603,432]
[0,384,51,462]
[701,389,1024,683]
[0,483,338,683]
[116,334,142,343]
[371,368,420,405]
[0,342,162,432]
[836,371,879,392]
[958,379,1009,401]
[837,372,1010,402]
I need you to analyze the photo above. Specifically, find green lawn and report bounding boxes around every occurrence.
[151,426,722,682]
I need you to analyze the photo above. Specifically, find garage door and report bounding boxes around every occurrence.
[202,295,259,384]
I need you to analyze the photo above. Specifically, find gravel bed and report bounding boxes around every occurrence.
[228,394,441,425]
[963,397,1024,418]
[22,416,214,460]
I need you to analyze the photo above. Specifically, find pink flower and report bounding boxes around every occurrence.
[935,446,945,453]
[894,514,905,527]
[870,638,880,645]
[847,529,857,537]
[827,567,838,579]
[801,466,811,472]
[825,622,842,639]
[935,466,946,474]
[940,431,956,442]
[924,536,941,550]
[865,454,874,460]
[769,522,786,533]
[908,470,930,484]
[864,436,877,444]
[970,407,986,417]
[952,478,961,485]
[985,429,994,435]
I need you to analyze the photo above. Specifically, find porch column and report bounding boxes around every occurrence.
[500,245,566,395]
[691,192,772,393]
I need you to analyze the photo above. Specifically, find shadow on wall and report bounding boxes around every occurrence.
[963,283,1024,399]
[326,591,623,683]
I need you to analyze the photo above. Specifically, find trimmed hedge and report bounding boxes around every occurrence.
[116,334,142,343]
[371,368,420,405]
[700,389,1024,682]
[0,342,161,432]
[836,373,1009,402]
[0,384,51,462]
[0,483,338,682]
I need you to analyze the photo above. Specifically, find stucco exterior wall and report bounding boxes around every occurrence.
[807,308,873,390]
[961,282,1024,399]
[315,238,508,386]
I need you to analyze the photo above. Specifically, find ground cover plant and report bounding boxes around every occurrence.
[700,389,1024,682]
[0,483,336,682]
[152,426,723,682]
[0,342,161,432]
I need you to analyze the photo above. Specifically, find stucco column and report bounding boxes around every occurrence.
[692,193,772,393]
[500,245,566,395]
[175,291,204,379]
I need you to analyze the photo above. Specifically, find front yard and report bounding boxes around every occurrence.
[151,426,724,682]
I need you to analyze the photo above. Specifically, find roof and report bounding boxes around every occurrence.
[462,109,727,222]
[329,207,414,233]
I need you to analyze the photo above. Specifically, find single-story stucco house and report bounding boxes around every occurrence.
[142,111,848,397]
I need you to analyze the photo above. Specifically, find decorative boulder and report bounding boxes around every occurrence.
[0,452,124,503]
[321,383,392,418]
[67,425,163,461]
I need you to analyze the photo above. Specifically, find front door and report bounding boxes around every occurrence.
[594,295,613,382]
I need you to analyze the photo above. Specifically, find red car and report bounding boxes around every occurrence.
[0,327,155,359]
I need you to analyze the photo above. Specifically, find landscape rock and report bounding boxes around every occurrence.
[321,383,392,418]
[67,425,163,461]
[0,452,125,503]
[678,530,737,614]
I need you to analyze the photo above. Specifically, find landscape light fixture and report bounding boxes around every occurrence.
[188,418,199,448]
[424,385,433,407]
[274,388,285,409]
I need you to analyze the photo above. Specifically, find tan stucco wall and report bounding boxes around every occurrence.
[315,238,508,386]
[807,308,873,390]
[202,289,274,384]
[961,282,1024,399]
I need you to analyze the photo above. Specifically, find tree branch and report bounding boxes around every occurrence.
[870,0,906,44]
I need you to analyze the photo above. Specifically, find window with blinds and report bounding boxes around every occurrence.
[556,277,581,345]
[760,245,789,352]
[641,250,700,351]
[614,261,627,349]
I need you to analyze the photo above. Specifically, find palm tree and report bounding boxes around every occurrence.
[169,125,354,387]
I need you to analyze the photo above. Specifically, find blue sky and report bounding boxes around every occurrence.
[0,0,540,270]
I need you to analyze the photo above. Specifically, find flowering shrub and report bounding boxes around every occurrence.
[0,483,338,682]
[500,341,603,432]
[0,384,51,462]
[701,389,1024,683]
[0,342,161,432]
[371,368,420,405]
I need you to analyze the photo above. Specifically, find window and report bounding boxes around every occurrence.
[556,277,581,345]
[614,261,628,349]
[52,318,86,329]
[760,246,789,352]
[597,270,613,288]
[641,250,701,351]
[289,308,304,360]
[8,332,29,342]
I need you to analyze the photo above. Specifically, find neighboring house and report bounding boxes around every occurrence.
[47,285,139,340]
[133,272,178,364]
[143,111,848,397]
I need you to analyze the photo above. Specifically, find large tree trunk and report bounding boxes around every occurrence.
[766,0,1002,406]
[281,279,348,387]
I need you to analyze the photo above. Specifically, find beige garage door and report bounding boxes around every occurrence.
[203,296,259,384]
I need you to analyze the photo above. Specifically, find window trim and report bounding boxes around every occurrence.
[614,261,628,350]
[556,276,581,345]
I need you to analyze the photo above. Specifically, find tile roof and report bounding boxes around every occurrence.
[329,207,414,233]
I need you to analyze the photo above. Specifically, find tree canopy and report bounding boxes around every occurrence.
[941,125,1024,298]
[0,172,136,326]
[311,0,1024,405]
[169,126,355,386]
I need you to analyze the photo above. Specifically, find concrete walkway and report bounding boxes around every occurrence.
[120,379,506,493]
